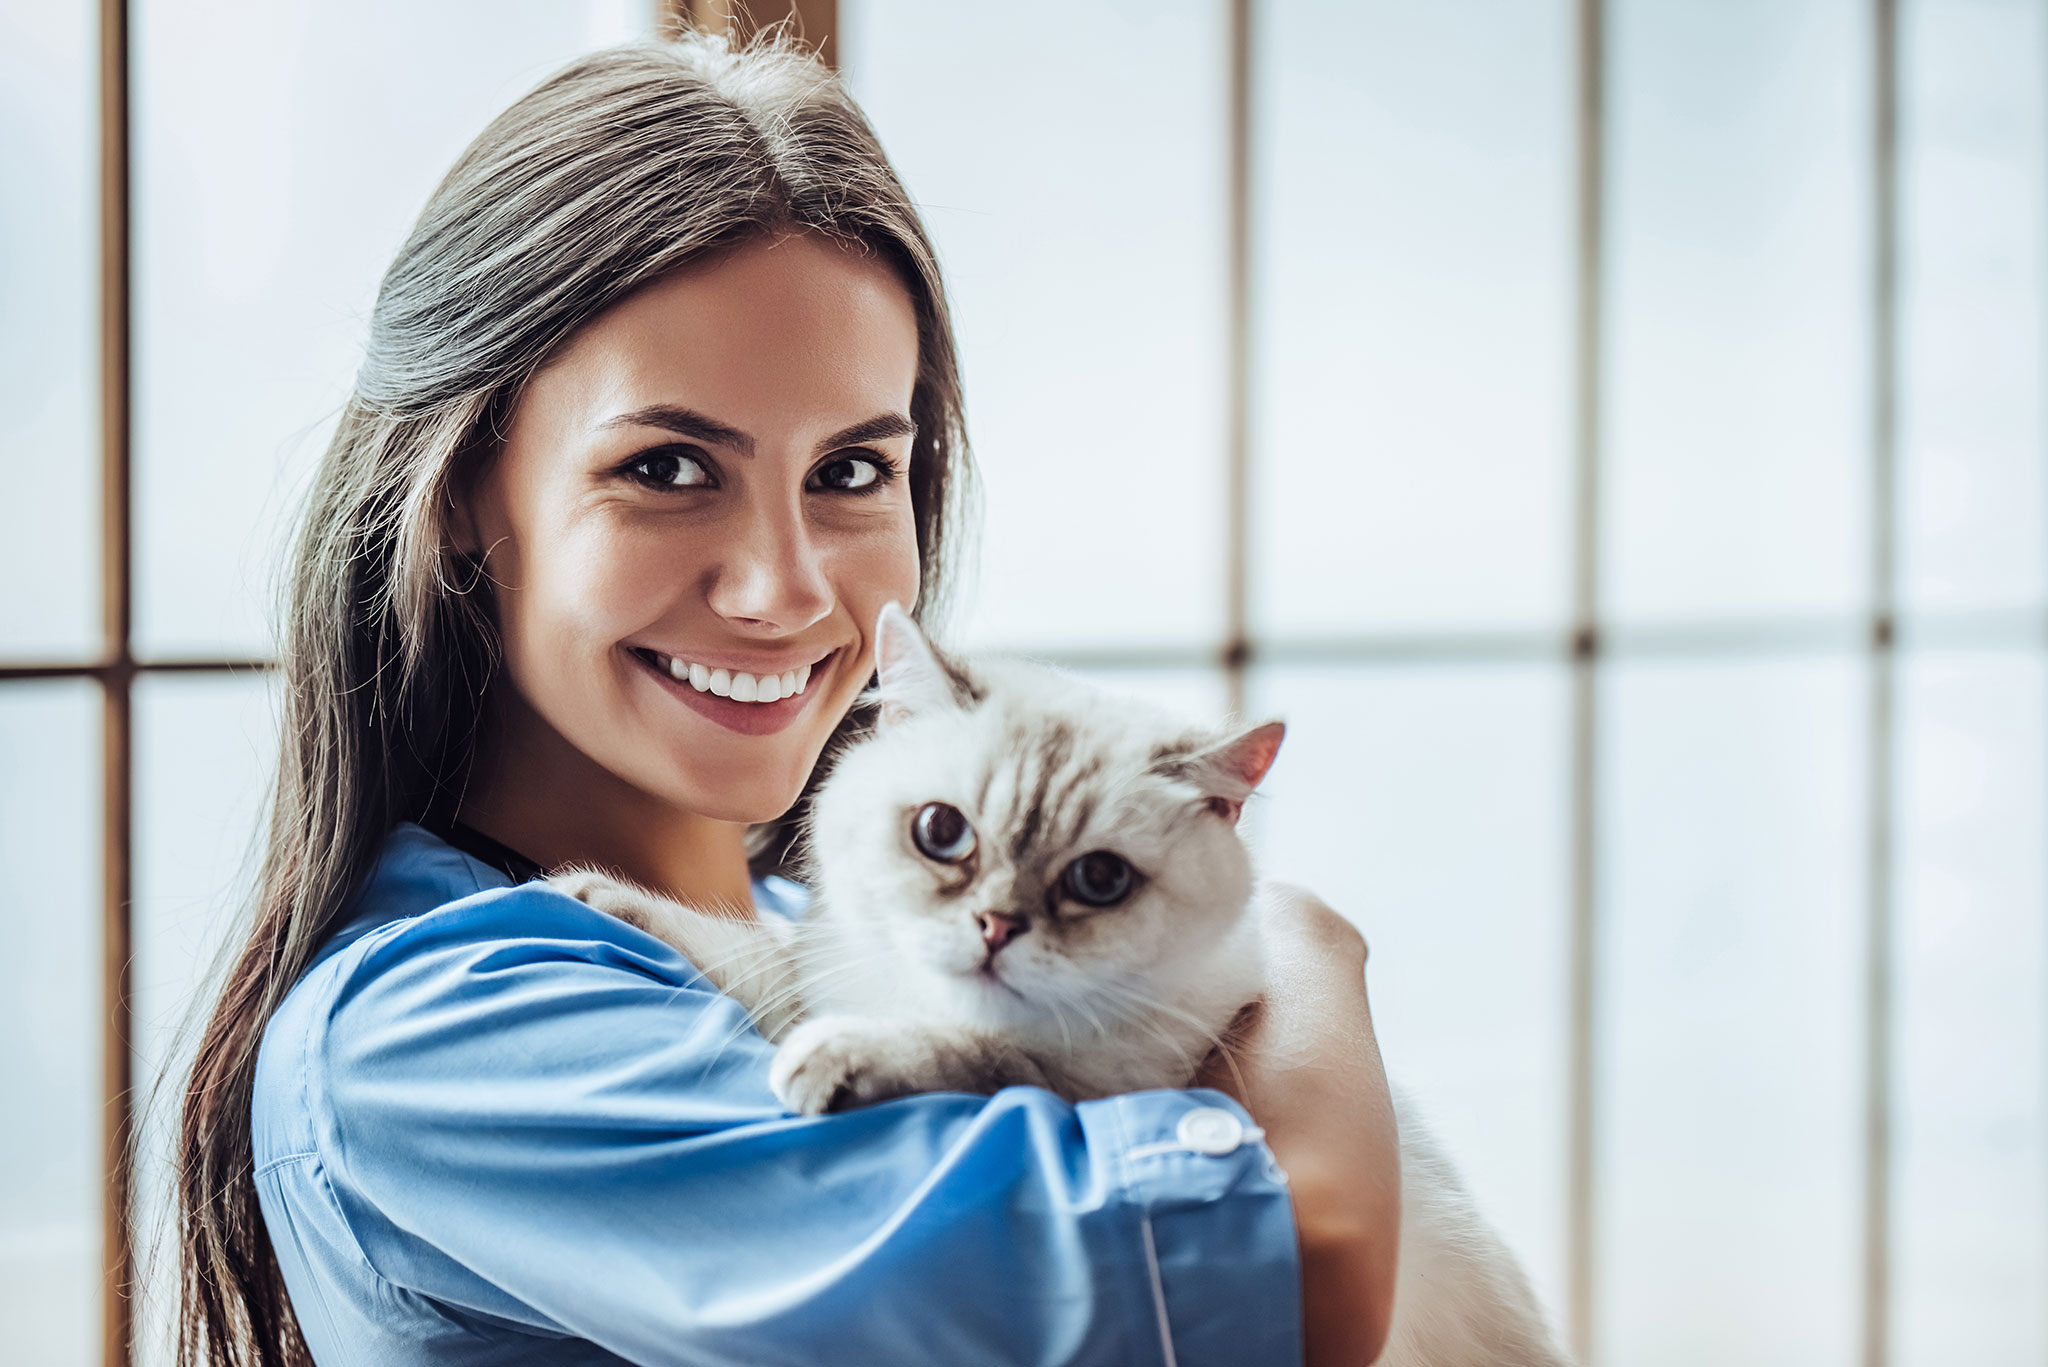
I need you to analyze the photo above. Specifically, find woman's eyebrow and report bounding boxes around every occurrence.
[601,405,754,455]
[815,413,916,454]
[597,407,914,458]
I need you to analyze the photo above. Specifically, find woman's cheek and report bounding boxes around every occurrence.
[500,518,652,720]
[562,514,676,624]
[829,504,923,626]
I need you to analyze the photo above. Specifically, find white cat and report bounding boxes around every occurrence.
[553,603,1572,1366]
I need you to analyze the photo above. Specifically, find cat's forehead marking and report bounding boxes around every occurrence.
[1018,737,1109,866]
[940,649,988,708]
[1146,728,1211,772]
[965,709,1132,871]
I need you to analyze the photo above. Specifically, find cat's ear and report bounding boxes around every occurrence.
[1174,720,1286,823]
[873,601,974,725]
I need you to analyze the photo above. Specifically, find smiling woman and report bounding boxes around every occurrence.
[166,33,987,1366]
[165,27,1397,1367]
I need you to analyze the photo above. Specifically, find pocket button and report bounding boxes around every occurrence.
[1177,1106,1245,1156]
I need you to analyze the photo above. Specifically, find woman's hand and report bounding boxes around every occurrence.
[1196,882,1401,1367]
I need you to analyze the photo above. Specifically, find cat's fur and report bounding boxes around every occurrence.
[551,603,1572,1366]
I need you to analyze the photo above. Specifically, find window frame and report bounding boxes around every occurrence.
[0,1,1962,1362]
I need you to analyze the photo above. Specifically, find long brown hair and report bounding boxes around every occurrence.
[168,31,973,1367]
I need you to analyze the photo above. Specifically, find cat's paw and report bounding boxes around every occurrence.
[769,1017,1052,1114]
[544,868,654,928]
[769,1016,932,1116]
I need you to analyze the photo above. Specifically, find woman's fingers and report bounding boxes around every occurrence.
[1256,879,1368,969]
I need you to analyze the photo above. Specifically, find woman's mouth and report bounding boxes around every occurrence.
[639,649,815,703]
[628,646,838,737]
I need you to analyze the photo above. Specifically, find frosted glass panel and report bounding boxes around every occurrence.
[131,673,279,1367]
[1252,0,1575,636]
[0,0,99,660]
[1605,0,1871,625]
[0,681,100,1367]
[1248,662,1572,1321]
[1893,651,2046,1363]
[131,0,648,657]
[1597,656,1865,1366]
[841,0,1229,652]
[1897,0,2046,617]
[1062,664,1230,730]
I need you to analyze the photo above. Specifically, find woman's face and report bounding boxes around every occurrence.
[465,232,924,824]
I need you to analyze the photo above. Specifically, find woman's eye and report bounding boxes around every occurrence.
[627,447,712,488]
[812,454,887,492]
[911,802,976,863]
[1061,851,1136,908]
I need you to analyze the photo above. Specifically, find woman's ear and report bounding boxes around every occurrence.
[444,416,510,561]
[438,460,506,600]
[445,476,485,559]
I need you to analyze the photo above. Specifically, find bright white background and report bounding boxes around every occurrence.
[1,1,2042,1364]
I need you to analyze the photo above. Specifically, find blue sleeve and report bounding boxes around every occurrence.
[306,886,1304,1367]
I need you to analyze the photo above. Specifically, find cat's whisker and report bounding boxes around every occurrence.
[1086,977,1226,1080]
[747,957,859,1020]
[1056,982,1118,1045]
[660,936,790,993]
[727,956,869,1045]
[1097,975,1227,1047]
[1051,987,1096,1044]
[693,1010,771,1082]
[1150,987,1257,1099]
[1210,1038,1252,1102]
[641,935,853,1071]
[1081,989,1197,1075]
[693,957,874,1077]
[1033,980,1086,1056]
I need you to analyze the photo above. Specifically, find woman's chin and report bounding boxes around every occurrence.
[663,781,806,828]
[622,732,824,826]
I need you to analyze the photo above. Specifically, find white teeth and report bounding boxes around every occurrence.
[653,652,823,703]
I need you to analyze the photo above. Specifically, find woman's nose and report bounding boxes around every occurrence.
[705,495,834,633]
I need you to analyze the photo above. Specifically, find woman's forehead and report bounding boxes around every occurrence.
[530,233,921,443]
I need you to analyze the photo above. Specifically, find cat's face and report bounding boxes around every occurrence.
[804,606,1283,1036]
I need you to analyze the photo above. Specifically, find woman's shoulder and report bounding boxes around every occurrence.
[307,820,818,978]
[295,823,671,990]
[250,823,726,1168]
[326,820,809,954]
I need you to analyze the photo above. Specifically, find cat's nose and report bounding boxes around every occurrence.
[977,911,1027,954]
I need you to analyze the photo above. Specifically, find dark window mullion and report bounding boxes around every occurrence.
[1565,0,1607,1358]
[1860,2,1902,1364]
[1224,0,1252,718]
[97,0,133,1362]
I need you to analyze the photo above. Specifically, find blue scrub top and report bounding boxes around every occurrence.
[252,822,1305,1365]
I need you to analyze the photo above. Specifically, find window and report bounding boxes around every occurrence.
[3,1,2039,1362]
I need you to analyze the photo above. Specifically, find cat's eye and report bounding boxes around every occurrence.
[911,802,976,863]
[1061,850,1136,908]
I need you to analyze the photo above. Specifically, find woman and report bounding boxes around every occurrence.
[173,32,1401,1367]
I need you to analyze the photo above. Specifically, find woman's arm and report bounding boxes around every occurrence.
[269,883,1306,1366]
[1197,882,1402,1367]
